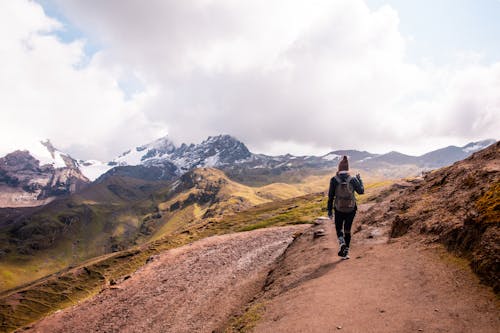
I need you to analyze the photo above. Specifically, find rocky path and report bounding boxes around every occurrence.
[23,225,307,333]
[251,219,500,333]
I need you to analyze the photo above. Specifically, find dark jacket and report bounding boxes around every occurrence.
[327,172,364,215]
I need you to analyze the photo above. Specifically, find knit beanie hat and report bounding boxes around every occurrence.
[338,156,349,171]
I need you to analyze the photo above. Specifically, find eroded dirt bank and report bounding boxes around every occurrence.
[23,225,307,333]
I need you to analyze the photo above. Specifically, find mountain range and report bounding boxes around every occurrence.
[0,135,496,207]
[0,140,498,332]
[84,135,498,179]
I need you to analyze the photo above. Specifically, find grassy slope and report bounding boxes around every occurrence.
[0,192,326,332]
[0,168,342,292]
[0,167,394,332]
[0,176,167,292]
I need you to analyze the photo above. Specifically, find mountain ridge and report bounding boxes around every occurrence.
[0,143,89,207]
[108,135,496,173]
[96,136,496,185]
[0,136,496,207]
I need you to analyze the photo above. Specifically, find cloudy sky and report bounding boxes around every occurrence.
[1,0,499,160]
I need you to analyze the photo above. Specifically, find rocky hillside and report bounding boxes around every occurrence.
[0,142,89,208]
[360,141,499,292]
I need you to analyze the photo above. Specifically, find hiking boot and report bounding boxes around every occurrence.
[342,247,350,260]
[337,238,346,257]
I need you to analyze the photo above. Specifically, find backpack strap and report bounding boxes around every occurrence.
[335,175,352,183]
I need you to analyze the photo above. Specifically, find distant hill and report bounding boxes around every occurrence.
[356,139,496,169]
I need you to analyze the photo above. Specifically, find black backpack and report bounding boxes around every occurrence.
[334,175,356,213]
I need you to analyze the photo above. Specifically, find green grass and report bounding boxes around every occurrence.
[192,193,326,237]
[224,302,267,333]
[0,192,325,332]
[0,169,390,332]
[476,181,500,223]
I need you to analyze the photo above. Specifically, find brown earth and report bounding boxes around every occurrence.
[21,225,307,333]
[249,218,499,333]
[361,141,500,292]
[20,213,499,333]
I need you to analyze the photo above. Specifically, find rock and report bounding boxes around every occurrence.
[313,229,326,238]
[0,150,89,207]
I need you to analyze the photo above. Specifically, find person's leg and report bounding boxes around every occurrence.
[334,209,345,243]
[334,210,348,257]
[343,210,357,248]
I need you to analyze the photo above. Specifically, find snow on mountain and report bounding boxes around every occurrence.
[0,140,90,207]
[26,140,75,169]
[204,153,220,167]
[462,139,496,153]
[110,134,251,173]
[321,152,341,161]
[0,139,110,181]
[0,136,496,184]
[77,160,113,181]
[114,136,177,166]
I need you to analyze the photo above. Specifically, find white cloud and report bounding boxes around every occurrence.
[0,0,163,160]
[0,0,498,160]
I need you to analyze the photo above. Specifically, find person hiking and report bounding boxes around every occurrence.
[327,155,364,259]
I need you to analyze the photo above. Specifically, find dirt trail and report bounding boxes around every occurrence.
[22,225,307,333]
[252,218,499,333]
[20,212,499,333]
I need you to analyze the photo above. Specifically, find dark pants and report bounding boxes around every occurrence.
[334,209,356,247]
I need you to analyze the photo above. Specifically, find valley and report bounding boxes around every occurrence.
[0,167,332,292]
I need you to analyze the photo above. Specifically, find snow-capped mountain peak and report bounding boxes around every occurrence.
[113,135,177,166]
[108,134,252,174]
[27,139,77,169]
[0,140,90,207]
